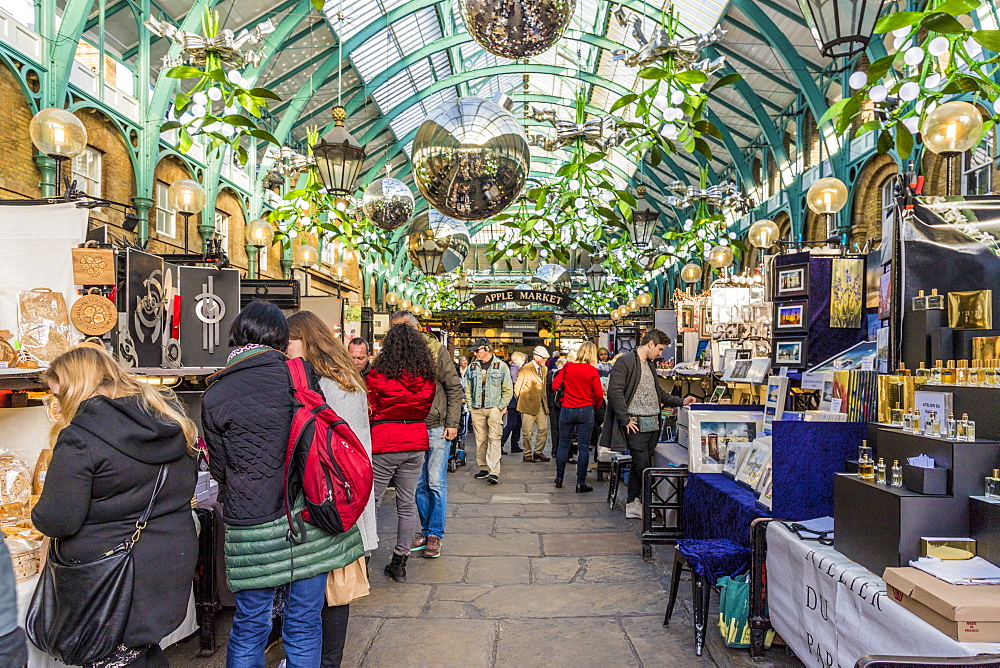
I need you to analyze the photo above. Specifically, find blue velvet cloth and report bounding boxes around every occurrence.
[677,538,751,581]
[683,473,769,550]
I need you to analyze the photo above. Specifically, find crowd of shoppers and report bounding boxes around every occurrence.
[12,308,689,668]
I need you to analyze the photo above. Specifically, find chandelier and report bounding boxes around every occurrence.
[612,7,727,70]
[144,14,275,69]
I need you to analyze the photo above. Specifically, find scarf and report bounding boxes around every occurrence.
[226,343,272,365]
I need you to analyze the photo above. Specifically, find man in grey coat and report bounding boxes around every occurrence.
[0,538,27,667]
[391,311,464,559]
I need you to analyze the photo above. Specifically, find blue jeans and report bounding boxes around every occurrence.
[227,572,327,668]
[416,426,448,538]
[556,406,594,485]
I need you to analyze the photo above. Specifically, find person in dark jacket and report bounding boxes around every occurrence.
[500,351,525,456]
[367,323,437,582]
[32,344,198,667]
[601,330,696,518]
[0,538,26,668]
[202,301,362,667]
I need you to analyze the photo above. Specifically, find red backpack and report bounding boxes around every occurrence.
[283,357,373,544]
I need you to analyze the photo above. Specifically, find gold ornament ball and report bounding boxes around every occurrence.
[680,262,703,284]
[637,293,652,307]
[245,218,274,247]
[806,177,848,215]
[921,101,984,156]
[386,291,399,305]
[29,108,87,158]
[708,245,735,269]
[460,0,577,59]
[412,97,530,221]
[748,219,780,249]
[293,244,318,268]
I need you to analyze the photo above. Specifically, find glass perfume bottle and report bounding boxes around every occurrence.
[916,362,929,380]
[891,460,903,487]
[947,412,957,439]
[875,458,887,485]
[957,360,969,386]
[957,413,969,441]
[931,360,943,384]
[903,410,913,432]
[927,410,940,437]
[990,361,1000,388]
[891,402,904,426]
[987,469,1000,500]
[926,288,945,310]
[967,418,976,441]
[912,290,927,311]
[941,360,956,384]
[911,410,922,434]
[858,440,873,462]
[858,454,875,480]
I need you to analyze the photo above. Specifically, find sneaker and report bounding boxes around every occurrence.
[487,474,500,485]
[474,470,489,479]
[424,536,442,558]
[625,500,642,519]
[411,535,427,551]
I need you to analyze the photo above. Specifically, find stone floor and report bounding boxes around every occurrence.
[165,447,803,667]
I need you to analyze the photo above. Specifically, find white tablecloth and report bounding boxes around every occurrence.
[766,522,1000,666]
[16,576,197,667]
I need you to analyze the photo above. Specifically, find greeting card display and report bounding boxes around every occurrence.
[178,266,240,367]
[125,249,165,368]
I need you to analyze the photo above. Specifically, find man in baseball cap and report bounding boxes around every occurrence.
[464,338,513,484]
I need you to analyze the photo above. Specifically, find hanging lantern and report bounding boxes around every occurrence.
[312,106,366,197]
[806,177,849,215]
[455,275,472,303]
[747,219,781,249]
[921,101,984,156]
[797,0,888,58]
[363,177,415,230]
[626,185,659,248]
[707,245,735,269]
[585,262,609,292]
[293,243,318,268]
[680,262,703,284]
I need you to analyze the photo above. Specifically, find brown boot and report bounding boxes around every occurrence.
[424,536,442,558]
[534,453,550,462]
[522,454,535,462]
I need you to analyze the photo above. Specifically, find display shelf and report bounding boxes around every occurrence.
[0,368,43,390]
[971,496,1000,566]
[918,384,1000,441]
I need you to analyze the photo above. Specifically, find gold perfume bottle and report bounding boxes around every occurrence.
[967,418,977,441]
[916,362,929,380]
[941,360,956,384]
[947,412,957,439]
[931,360,943,384]
[891,460,903,487]
[927,410,940,437]
[912,290,927,311]
[926,288,946,310]
[957,413,968,441]
[911,410,922,434]
[957,360,969,386]
[990,361,1000,387]
[876,458,887,485]
[972,360,984,386]
[891,402,903,426]
[858,453,875,480]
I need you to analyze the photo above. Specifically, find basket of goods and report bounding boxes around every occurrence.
[5,537,41,582]
[0,451,32,506]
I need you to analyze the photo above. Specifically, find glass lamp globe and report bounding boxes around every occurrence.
[167,179,208,214]
[412,304,424,316]
[806,177,848,215]
[921,101,984,156]
[293,243,318,268]
[245,218,274,247]
[424,309,433,319]
[748,219,781,249]
[332,261,348,279]
[29,108,87,158]
[680,262,703,284]
[386,291,399,305]
[400,298,413,310]
[637,293,652,307]
[610,308,621,319]
[708,245,735,269]
[627,299,638,310]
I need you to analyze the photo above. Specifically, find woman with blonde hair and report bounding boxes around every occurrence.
[287,310,377,668]
[32,344,198,667]
[551,341,604,492]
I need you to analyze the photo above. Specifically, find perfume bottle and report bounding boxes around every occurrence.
[957,413,969,441]
[916,362,929,380]
[903,410,913,432]
[947,412,957,439]
[858,454,875,480]
[971,360,983,386]
[926,288,945,310]
[987,469,1000,500]
[927,410,940,437]
[967,418,976,441]
[931,360,943,384]
[911,410,922,434]
[912,290,927,311]
[858,440,873,462]
[891,402,904,426]
[875,458,887,485]
[957,360,969,386]
[891,460,903,487]
[990,360,1000,387]
[941,360,956,384]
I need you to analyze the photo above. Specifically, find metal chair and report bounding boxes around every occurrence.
[607,454,631,508]
[856,656,1000,668]
[640,466,687,560]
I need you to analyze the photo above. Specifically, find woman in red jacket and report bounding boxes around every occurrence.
[552,341,604,493]
[367,323,437,582]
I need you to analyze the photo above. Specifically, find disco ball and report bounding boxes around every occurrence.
[514,283,533,306]
[461,0,577,59]
[533,263,571,293]
[406,211,471,275]
[362,177,415,230]
[412,97,530,221]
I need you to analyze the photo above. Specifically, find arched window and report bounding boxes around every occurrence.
[785,120,798,175]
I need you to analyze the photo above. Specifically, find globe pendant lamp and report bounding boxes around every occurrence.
[626,185,659,248]
[806,177,848,237]
[748,219,780,250]
[167,179,207,253]
[312,106,366,197]
[29,108,88,196]
[922,101,984,196]
[797,0,888,58]
[680,262,703,293]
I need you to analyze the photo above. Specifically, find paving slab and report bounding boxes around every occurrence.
[619,615,714,667]
[463,556,531,585]
[580,555,665,583]
[445,533,541,557]
[490,493,552,504]
[350,583,431,618]
[394,556,469,583]
[473,582,665,618]
[432,584,495,602]
[542,532,642,556]
[461,483,529,494]
[496,617,640,668]
[494,516,623,533]
[340,616,382,667]
[529,556,583,584]
[440,517,495,534]
[360,619,496,667]
[451,503,570,518]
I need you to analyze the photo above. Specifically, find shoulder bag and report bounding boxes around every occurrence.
[26,464,170,665]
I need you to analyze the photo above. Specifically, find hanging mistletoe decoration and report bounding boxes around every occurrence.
[153,9,283,164]
[821,0,1000,158]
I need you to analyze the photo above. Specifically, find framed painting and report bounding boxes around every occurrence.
[686,409,763,473]
[774,300,807,332]
[773,337,807,368]
[830,257,865,329]
[775,264,808,298]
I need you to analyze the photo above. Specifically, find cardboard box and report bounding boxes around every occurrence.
[883,567,1000,642]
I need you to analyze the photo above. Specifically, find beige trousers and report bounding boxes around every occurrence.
[471,406,504,475]
[521,408,549,456]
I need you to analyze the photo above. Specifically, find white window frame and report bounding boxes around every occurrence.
[962,125,994,196]
[155,182,176,238]
[70,146,102,197]
[257,243,268,274]
[214,210,230,249]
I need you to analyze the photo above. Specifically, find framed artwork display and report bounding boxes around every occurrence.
[735,439,771,490]
[773,337,807,368]
[830,257,865,329]
[699,304,712,337]
[686,409,763,473]
[124,248,164,368]
[774,300,807,332]
[678,303,697,332]
[763,375,789,434]
[775,264,808,298]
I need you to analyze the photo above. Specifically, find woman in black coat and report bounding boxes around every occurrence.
[32,344,198,667]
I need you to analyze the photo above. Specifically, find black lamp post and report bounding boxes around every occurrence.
[797,0,888,58]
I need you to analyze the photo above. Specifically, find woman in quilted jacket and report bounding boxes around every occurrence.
[366,323,436,582]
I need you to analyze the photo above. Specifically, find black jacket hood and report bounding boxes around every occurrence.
[71,394,189,464]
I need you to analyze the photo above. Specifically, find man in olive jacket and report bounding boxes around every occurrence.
[391,311,464,559]
[601,329,695,519]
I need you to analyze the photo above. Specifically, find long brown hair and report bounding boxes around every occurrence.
[41,344,198,451]
[287,311,365,392]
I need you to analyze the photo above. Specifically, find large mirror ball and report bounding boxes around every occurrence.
[412,97,531,221]
[460,0,577,59]
[406,211,472,275]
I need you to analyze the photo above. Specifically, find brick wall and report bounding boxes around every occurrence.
[75,107,135,230]
[849,153,897,248]
[0,61,39,199]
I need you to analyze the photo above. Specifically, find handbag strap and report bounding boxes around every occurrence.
[129,464,170,546]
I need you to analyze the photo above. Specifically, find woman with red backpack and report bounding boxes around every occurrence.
[366,323,437,583]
